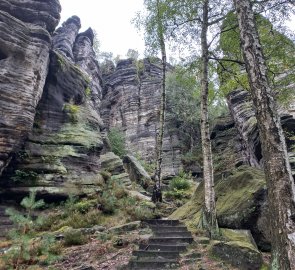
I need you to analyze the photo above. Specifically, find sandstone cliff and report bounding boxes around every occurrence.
[0,0,61,175]
[101,58,183,179]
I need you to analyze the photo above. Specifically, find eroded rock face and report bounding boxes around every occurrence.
[0,0,60,175]
[101,58,182,179]
[0,17,107,199]
[0,0,61,32]
[227,89,295,177]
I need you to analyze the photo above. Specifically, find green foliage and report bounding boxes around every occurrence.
[165,171,193,203]
[11,170,38,184]
[108,128,127,157]
[219,12,295,107]
[169,174,191,191]
[63,230,87,246]
[4,192,59,269]
[63,103,80,123]
[85,87,92,97]
[126,48,139,60]
[99,191,117,214]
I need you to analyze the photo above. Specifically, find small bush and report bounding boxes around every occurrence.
[74,199,97,213]
[52,209,102,230]
[108,128,127,157]
[64,230,86,246]
[99,192,117,214]
[169,176,191,191]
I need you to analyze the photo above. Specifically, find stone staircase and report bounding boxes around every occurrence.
[0,205,13,238]
[128,219,193,269]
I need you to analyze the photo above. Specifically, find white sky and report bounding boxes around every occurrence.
[59,0,145,58]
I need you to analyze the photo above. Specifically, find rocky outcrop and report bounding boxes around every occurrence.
[0,15,107,199]
[123,155,152,189]
[171,166,270,251]
[227,89,295,177]
[0,0,61,175]
[101,58,182,179]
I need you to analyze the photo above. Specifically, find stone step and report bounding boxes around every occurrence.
[154,231,192,238]
[148,236,194,245]
[128,258,180,269]
[149,225,188,233]
[139,244,188,252]
[133,250,180,259]
[144,219,181,227]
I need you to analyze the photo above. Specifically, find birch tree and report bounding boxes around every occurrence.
[233,0,295,268]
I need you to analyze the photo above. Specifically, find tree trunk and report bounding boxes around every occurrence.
[198,0,219,238]
[233,0,295,268]
[154,0,167,187]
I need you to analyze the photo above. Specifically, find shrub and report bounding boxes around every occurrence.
[99,191,117,214]
[108,128,127,157]
[11,170,38,184]
[169,176,191,191]
[4,192,59,269]
[64,230,86,246]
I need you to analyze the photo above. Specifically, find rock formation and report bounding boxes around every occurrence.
[0,14,108,200]
[227,89,295,177]
[101,58,183,179]
[0,0,61,175]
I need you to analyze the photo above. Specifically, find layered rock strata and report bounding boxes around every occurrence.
[227,89,295,177]
[0,0,61,175]
[0,16,108,199]
[101,58,182,179]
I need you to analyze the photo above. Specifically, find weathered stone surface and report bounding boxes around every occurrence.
[227,89,295,178]
[123,155,152,189]
[211,115,247,174]
[107,221,141,234]
[0,0,60,176]
[210,229,263,270]
[101,58,183,179]
[227,90,261,168]
[0,0,61,32]
[170,166,270,250]
[100,152,125,175]
[53,16,81,60]
[0,17,107,199]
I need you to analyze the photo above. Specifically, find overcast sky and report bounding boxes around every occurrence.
[59,0,145,58]
[59,0,295,59]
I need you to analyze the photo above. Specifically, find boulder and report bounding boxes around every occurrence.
[123,155,152,189]
[210,229,263,270]
[170,166,270,250]
[107,221,141,234]
[100,152,125,175]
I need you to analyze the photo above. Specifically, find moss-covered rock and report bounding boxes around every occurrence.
[100,152,125,175]
[209,229,263,270]
[123,155,152,189]
[170,166,270,250]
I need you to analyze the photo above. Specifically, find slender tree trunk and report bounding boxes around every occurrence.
[198,0,219,238]
[154,0,167,187]
[233,0,295,268]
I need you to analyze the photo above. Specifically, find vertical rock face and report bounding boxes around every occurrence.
[227,89,261,168]
[0,15,108,199]
[227,89,295,177]
[53,16,81,60]
[101,58,182,179]
[0,0,61,175]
